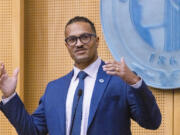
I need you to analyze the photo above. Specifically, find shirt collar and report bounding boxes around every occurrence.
[72,57,101,81]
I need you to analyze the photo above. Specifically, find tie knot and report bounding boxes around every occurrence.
[78,71,88,80]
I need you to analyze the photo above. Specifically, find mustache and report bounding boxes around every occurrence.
[74,47,88,52]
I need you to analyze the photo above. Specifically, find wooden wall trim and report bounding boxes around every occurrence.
[174,90,180,135]
[12,0,24,134]
[12,0,24,99]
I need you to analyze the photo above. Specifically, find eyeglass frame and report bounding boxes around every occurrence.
[65,33,97,47]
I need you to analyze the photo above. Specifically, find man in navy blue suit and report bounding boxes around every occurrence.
[0,16,161,135]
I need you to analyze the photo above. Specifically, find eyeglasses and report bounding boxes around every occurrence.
[65,33,96,46]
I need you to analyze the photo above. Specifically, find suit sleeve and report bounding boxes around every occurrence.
[0,93,48,135]
[127,80,162,129]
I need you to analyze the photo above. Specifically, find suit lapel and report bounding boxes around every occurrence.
[59,70,74,135]
[88,61,111,128]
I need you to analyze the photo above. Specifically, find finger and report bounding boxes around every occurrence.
[1,64,7,74]
[103,66,117,72]
[103,65,121,73]
[103,60,120,67]
[120,57,124,62]
[120,57,128,68]
[120,57,126,64]
[0,62,3,66]
[0,63,6,72]
[103,63,116,68]
[13,68,19,78]
[0,74,7,81]
[0,64,5,77]
[120,57,129,70]
[105,70,119,76]
[105,60,116,65]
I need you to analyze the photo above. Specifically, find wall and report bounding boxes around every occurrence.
[0,0,179,135]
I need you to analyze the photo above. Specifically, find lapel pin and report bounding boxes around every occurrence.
[99,79,104,83]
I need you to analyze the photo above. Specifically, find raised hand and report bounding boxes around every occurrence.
[102,57,140,85]
[0,62,19,98]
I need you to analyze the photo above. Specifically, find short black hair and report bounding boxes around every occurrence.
[65,16,96,34]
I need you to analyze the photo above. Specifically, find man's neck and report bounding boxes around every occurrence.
[75,57,98,70]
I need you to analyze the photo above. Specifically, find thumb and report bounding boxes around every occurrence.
[120,57,125,64]
[13,68,19,78]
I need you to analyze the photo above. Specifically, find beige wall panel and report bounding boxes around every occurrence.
[174,90,180,135]
[131,88,173,135]
[24,0,49,113]
[0,0,24,135]
[0,0,14,134]
[12,0,24,100]
[24,0,173,135]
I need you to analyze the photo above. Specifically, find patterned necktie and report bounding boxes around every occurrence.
[70,71,88,135]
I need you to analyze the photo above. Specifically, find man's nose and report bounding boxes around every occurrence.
[75,38,83,47]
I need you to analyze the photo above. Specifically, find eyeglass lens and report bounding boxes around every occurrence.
[66,33,96,46]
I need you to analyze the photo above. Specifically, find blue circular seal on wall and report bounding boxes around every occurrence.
[101,0,180,89]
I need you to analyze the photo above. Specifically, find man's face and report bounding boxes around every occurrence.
[65,22,99,65]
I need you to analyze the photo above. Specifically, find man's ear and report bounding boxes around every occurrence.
[65,42,68,48]
[96,37,99,48]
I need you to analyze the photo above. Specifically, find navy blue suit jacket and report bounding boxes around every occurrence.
[0,61,161,135]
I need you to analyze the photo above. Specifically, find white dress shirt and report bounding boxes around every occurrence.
[66,57,101,135]
[2,57,142,135]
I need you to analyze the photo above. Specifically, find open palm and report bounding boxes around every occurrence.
[0,63,19,98]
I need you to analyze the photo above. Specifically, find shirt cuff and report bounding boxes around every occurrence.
[130,78,142,89]
[2,92,16,105]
